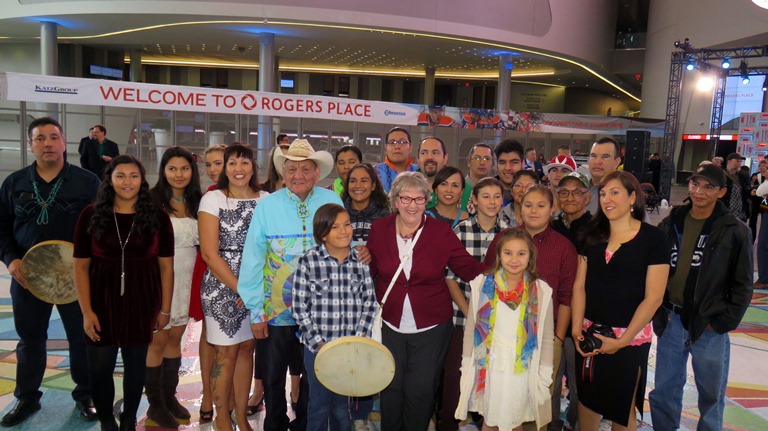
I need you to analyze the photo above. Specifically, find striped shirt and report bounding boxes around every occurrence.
[291,244,377,353]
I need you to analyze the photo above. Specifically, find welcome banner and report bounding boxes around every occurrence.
[0,72,420,125]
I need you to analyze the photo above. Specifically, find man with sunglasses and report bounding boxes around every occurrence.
[374,127,419,192]
[649,164,753,431]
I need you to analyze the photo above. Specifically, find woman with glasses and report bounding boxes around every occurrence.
[367,172,486,431]
[500,170,540,227]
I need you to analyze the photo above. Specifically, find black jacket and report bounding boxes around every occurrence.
[80,138,119,179]
[654,201,753,343]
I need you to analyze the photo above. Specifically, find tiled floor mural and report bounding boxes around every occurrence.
[1,202,767,430]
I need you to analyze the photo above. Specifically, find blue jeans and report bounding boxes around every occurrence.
[649,312,730,431]
[757,213,768,283]
[304,346,351,431]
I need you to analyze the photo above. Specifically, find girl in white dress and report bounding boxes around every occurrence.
[146,146,203,427]
[456,229,554,431]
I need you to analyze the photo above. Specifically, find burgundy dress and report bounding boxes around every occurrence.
[73,204,174,347]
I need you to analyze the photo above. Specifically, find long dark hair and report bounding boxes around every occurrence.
[150,146,202,218]
[217,143,261,196]
[432,166,465,193]
[88,155,160,239]
[260,146,283,193]
[580,171,646,250]
[341,163,389,210]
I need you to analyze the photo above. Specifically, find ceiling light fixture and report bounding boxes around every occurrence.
[721,58,730,69]
[740,60,750,84]
[686,57,696,71]
[762,76,767,92]
[752,0,768,9]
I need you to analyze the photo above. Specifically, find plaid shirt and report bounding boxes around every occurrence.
[446,215,508,328]
[291,244,377,353]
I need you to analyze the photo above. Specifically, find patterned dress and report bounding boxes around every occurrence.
[199,189,268,345]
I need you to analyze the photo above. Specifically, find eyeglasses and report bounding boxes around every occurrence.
[557,189,587,199]
[387,139,410,146]
[512,182,535,191]
[688,180,720,194]
[398,195,427,205]
[471,155,493,162]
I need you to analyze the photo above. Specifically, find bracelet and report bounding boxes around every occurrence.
[159,311,170,316]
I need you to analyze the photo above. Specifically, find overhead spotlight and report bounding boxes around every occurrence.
[739,60,750,84]
[721,58,731,69]
[674,38,693,51]
[763,76,767,92]
[686,57,696,71]
[696,77,714,91]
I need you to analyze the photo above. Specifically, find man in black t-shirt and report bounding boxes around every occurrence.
[650,164,753,431]
[547,171,592,431]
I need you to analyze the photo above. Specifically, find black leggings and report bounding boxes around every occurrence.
[87,344,148,419]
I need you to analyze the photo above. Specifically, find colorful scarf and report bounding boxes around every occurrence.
[473,270,539,395]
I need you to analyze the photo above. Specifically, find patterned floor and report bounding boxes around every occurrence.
[1,203,768,430]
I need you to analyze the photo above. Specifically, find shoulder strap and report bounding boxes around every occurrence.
[380,225,424,306]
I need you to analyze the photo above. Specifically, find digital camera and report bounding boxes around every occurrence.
[579,322,616,353]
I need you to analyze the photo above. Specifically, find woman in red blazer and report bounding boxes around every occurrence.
[367,171,486,431]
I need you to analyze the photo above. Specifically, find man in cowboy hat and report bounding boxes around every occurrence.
[239,139,343,431]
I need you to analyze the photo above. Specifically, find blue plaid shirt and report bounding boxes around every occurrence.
[291,244,377,353]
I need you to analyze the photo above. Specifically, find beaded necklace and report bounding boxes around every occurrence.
[30,177,64,225]
[113,211,136,296]
[288,188,314,252]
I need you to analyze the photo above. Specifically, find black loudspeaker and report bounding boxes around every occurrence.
[624,131,651,180]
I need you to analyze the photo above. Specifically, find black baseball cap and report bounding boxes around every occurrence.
[726,152,746,162]
[687,164,726,188]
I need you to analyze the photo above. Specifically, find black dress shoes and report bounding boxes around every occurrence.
[75,398,98,421]
[0,399,41,427]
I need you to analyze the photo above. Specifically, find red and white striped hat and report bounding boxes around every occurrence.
[546,155,577,173]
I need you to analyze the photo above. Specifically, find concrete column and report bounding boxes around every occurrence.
[258,33,275,167]
[496,53,514,111]
[41,21,58,76]
[424,66,436,105]
[129,49,142,82]
[274,56,280,92]
[297,73,310,94]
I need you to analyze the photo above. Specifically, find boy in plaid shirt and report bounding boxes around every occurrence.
[292,203,377,430]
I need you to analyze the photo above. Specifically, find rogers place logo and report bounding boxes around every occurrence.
[34,85,78,95]
[384,110,406,116]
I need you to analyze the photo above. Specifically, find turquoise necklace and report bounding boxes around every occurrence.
[31,177,64,225]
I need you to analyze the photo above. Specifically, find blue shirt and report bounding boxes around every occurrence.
[374,160,419,192]
[238,187,343,326]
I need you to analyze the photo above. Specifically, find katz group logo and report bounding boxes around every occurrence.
[34,85,78,95]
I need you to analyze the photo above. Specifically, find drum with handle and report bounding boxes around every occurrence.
[314,336,395,397]
[20,240,78,304]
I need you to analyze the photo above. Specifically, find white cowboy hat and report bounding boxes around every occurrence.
[273,139,335,180]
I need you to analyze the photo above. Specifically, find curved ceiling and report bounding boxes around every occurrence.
[0,13,643,102]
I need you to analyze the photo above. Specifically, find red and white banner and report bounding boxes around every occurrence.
[0,72,419,125]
